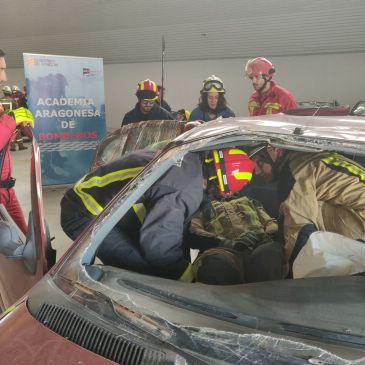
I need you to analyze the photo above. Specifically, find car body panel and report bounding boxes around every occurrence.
[0,135,49,312]
[0,299,116,364]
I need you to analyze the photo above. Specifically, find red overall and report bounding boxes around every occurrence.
[0,114,27,234]
[248,81,297,116]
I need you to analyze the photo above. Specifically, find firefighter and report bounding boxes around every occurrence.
[245,57,297,116]
[11,85,27,108]
[121,79,173,126]
[60,147,255,282]
[0,49,34,234]
[0,85,16,110]
[251,144,365,276]
[190,75,235,122]
[0,86,28,151]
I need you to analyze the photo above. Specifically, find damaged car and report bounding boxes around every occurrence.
[1,114,365,364]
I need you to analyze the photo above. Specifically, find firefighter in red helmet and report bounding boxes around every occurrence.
[122,78,173,126]
[245,57,297,116]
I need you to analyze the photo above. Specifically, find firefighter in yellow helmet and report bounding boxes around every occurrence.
[121,79,173,126]
[190,75,235,122]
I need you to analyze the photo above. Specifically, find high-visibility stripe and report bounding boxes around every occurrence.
[179,263,194,282]
[228,149,247,156]
[132,203,146,224]
[233,171,253,180]
[216,168,225,193]
[322,155,365,182]
[213,150,220,164]
[73,166,144,215]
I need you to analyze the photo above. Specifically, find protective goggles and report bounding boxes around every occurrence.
[140,99,156,105]
[202,80,225,92]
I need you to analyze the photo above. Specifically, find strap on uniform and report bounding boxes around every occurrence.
[0,178,16,188]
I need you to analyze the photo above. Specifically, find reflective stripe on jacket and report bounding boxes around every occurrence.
[65,150,155,217]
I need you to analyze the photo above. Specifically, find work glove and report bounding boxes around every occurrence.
[9,107,35,128]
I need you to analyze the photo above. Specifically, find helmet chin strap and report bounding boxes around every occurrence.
[257,76,271,93]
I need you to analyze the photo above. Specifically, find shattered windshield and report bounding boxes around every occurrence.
[52,117,365,363]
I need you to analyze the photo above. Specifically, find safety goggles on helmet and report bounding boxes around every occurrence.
[202,80,225,93]
[207,148,256,197]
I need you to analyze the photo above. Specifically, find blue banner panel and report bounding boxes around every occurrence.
[23,53,106,186]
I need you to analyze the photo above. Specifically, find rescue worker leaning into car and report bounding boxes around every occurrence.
[245,57,297,116]
[60,147,258,282]
[251,143,365,277]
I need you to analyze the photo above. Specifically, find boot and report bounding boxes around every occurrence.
[10,142,16,152]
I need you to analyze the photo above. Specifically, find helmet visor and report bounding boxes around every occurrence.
[203,80,225,92]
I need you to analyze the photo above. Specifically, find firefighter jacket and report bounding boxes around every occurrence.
[248,81,297,116]
[61,150,204,280]
[190,106,235,122]
[122,103,173,126]
[277,151,365,264]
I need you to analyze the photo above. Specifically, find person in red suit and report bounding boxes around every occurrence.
[245,57,297,116]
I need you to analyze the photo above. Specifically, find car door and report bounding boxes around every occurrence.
[0,133,53,312]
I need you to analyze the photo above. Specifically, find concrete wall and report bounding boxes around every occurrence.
[6,52,365,130]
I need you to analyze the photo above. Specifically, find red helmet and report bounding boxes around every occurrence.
[209,148,256,197]
[136,79,158,100]
[245,57,275,79]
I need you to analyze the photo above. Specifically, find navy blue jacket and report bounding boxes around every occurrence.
[61,150,204,280]
[189,106,235,122]
[122,103,173,126]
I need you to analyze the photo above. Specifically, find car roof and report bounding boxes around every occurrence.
[175,114,365,155]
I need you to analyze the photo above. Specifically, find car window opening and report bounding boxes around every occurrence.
[76,145,365,286]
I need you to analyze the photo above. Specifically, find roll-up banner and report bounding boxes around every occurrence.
[23,53,106,186]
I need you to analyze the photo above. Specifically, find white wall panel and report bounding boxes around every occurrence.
[6,52,365,130]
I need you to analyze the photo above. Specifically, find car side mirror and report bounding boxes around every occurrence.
[0,214,38,274]
[0,221,24,257]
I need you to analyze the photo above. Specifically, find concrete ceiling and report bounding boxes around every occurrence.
[2,0,365,68]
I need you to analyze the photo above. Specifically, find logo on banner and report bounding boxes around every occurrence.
[83,67,100,77]
[24,57,58,67]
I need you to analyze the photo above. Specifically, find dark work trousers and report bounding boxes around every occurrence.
[245,240,284,282]
[60,202,154,275]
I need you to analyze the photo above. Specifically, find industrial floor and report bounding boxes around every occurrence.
[11,141,72,259]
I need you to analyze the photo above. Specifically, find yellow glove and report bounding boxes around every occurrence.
[178,263,195,283]
[9,107,35,128]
